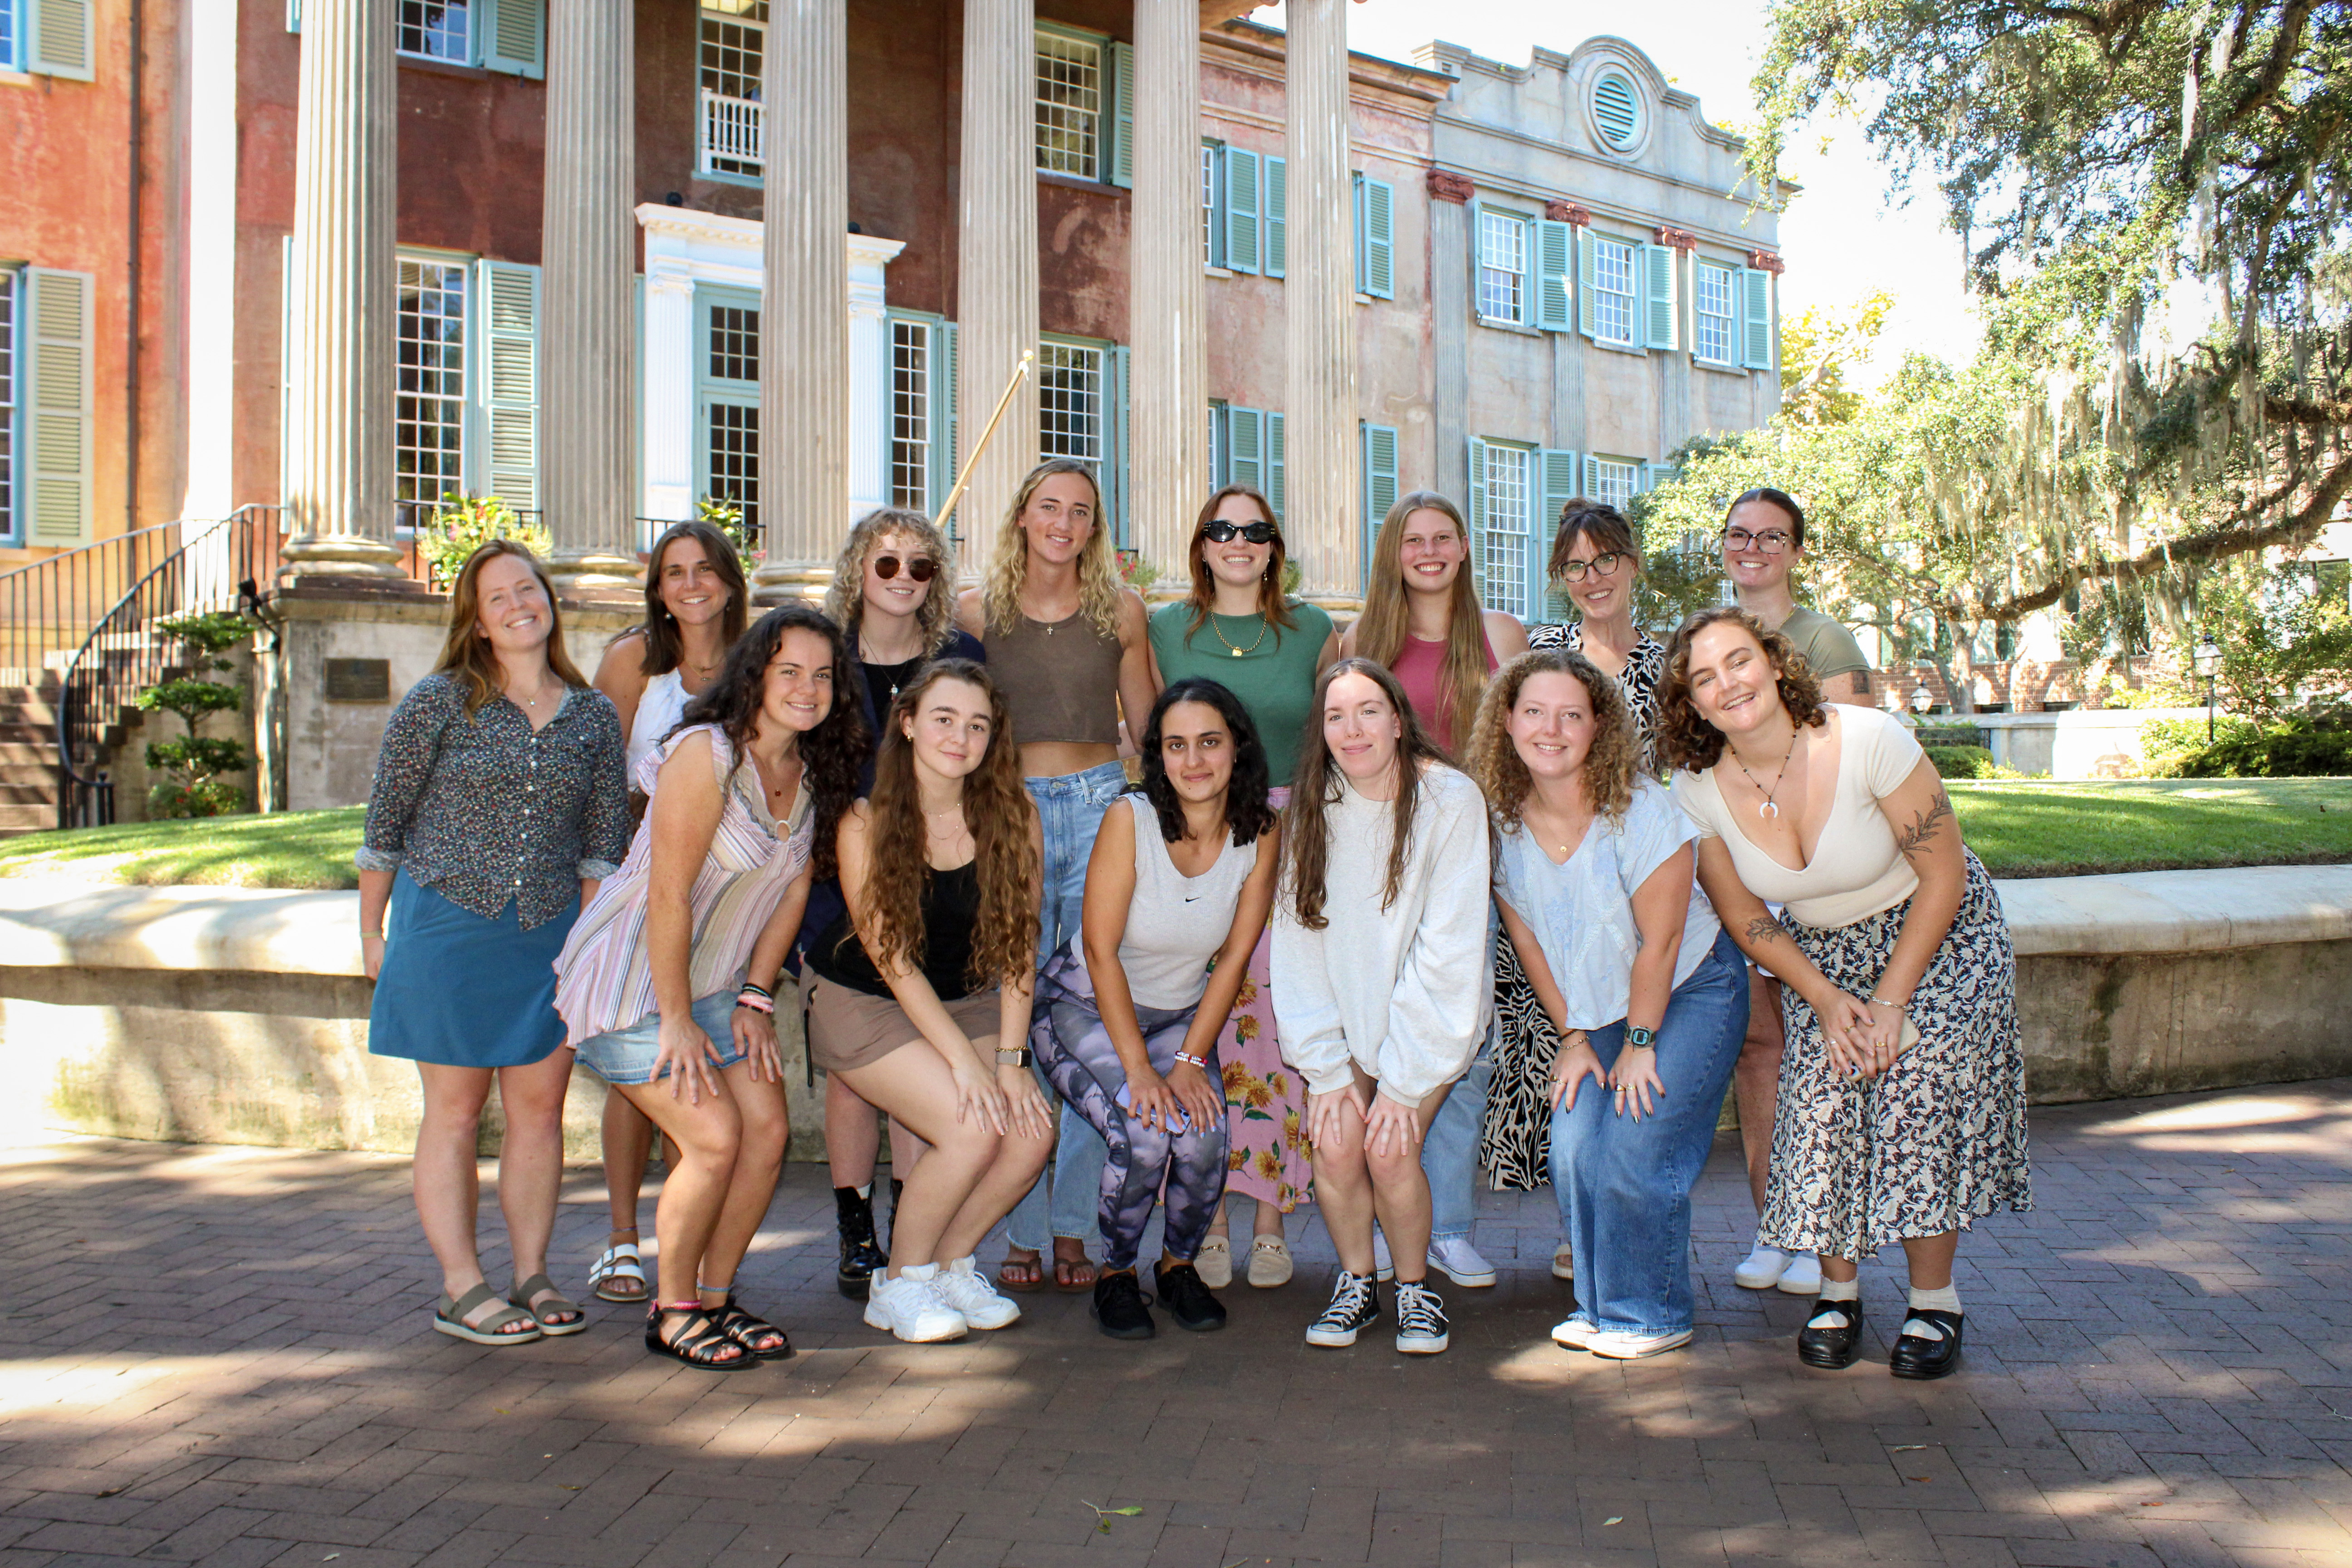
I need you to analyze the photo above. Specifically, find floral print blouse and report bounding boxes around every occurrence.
[357,673,631,929]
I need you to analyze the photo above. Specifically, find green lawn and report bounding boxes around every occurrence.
[0,780,2345,889]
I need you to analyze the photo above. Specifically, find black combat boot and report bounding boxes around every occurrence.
[834,1186,887,1298]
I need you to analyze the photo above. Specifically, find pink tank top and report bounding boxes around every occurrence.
[1389,630,1498,758]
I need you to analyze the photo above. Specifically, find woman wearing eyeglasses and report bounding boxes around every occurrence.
[1487,502,1673,1250]
[1145,486,1337,1290]
[806,510,985,1298]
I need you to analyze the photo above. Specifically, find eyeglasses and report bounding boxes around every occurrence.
[872,555,938,582]
[1721,528,1793,555]
[1558,551,1628,583]
[1202,520,1279,546]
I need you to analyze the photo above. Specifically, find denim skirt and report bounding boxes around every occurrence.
[368,869,577,1068]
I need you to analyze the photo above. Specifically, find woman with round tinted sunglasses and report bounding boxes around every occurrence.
[1144,487,1338,1289]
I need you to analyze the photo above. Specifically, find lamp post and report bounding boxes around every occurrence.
[2192,637,2223,743]
[1911,682,1934,721]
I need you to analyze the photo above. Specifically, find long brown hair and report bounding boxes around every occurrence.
[856,658,1041,987]
[823,507,962,655]
[1465,649,1638,831]
[435,539,589,717]
[1656,606,1828,773]
[1280,657,1451,930]
[632,520,750,676]
[1181,485,1296,640]
[1353,490,1489,754]
[980,459,1122,637]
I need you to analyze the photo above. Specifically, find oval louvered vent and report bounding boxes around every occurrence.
[1593,71,1641,150]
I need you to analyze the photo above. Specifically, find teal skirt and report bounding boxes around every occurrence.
[368,869,577,1068]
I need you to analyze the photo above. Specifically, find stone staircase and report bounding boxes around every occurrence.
[0,649,181,839]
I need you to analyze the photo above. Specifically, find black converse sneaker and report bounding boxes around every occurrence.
[1393,1279,1450,1354]
[1304,1269,1380,1348]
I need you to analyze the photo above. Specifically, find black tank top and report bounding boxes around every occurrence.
[808,859,985,1001]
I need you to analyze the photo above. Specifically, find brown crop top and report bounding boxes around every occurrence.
[985,609,1123,747]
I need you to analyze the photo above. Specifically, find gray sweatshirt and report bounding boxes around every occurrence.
[1271,763,1494,1110]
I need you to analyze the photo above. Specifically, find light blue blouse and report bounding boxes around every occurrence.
[1492,777,1722,1030]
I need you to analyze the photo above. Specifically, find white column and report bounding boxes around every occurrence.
[846,234,907,518]
[640,259,696,524]
[1128,0,1208,580]
[754,0,848,601]
[1283,0,1360,605]
[279,0,405,581]
[540,0,641,588]
[954,0,1041,556]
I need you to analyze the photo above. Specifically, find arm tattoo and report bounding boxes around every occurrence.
[1895,790,1955,860]
[1742,913,1789,949]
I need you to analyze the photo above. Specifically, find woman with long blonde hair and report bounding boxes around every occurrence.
[1338,491,1526,1291]
[1465,649,1745,1360]
[804,660,1056,1343]
[955,460,1159,1293]
[358,539,629,1346]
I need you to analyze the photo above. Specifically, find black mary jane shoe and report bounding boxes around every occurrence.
[1155,1261,1228,1333]
[1887,1308,1964,1381]
[708,1292,795,1360]
[1091,1269,1156,1340]
[1797,1298,1864,1370]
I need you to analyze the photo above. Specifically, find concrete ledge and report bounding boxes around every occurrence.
[1997,865,2352,956]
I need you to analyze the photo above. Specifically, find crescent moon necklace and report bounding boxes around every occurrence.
[1734,727,1802,820]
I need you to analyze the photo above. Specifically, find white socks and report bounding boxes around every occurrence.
[1808,1274,1859,1329]
[1903,1284,1962,1340]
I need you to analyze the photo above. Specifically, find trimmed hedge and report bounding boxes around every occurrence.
[2171,716,2352,778]
[1925,744,1999,779]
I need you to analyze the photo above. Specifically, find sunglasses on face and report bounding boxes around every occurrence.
[872,555,938,582]
[1558,551,1628,582]
[1721,528,1793,555]
[1202,520,1279,546]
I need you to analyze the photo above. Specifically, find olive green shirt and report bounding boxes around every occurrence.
[1148,599,1335,788]
[1774,606,1871,683]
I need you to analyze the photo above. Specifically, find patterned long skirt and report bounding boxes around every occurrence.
[1761,850,2033,1257]
[1216,787,1310,1211]
[1480,932,1556,1191]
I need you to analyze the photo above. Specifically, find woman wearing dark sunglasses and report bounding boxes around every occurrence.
[1144,486,1337,1290]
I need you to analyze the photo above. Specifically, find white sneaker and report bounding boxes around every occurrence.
[934,1256,1021,1329]
[1733,1243,1789,1290]
[1776,1252,1822,1296]
[1371,1230,1394,1283]
[1551,1244,1575,1281]
[1427,1235,1498,1289]
[861,1265,967,1343]
[1588,1327,1693,1360]
[1551,1316,1594,1350]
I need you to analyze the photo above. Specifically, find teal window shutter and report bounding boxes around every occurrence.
[286,0,300,32]
[931,320,959,519]
[1361,421,1399,584]
[1264,157,1287,279]
[1266,411,1285,522]
[478,0,544,78]
[1228,406,1264,494]
[1466,436,1490,585]
[1225,150,1261,275]
[1539,448,1581,620]
[28,0,93,78]
[1740,267,1773,369]
[1536,219,1573,332]
[1641,244,1678,350]
[1577,226,1598,340]
[1110,342,1131,544]
[25,267,94,544]
[476,260,541,513]
[1583,453,1600,498]
[1356,175,1395,299]
[1107,41,1136,189]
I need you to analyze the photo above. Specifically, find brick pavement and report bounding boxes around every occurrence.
[7,1078,2352,1568]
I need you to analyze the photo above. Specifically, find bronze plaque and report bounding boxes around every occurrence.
[324,658,392,702]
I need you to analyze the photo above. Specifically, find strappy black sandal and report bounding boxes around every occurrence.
[706,1291,794,1360]
[643,1303,754,1371]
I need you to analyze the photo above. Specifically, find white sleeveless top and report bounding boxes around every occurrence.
[1076,793,1259,1011]
[627,669,691,770]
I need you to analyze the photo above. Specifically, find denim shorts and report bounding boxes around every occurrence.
[573,990,745,1086]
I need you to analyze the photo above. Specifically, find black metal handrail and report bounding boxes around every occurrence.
[0,519,192,687]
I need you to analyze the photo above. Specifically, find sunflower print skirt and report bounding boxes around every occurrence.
[1761,850,2033,1258]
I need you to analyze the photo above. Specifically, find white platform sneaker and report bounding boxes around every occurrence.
[933,1256,1022,1329]
[862,1264,968,1343]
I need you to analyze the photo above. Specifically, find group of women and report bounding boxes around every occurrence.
[361,468,2030,1379]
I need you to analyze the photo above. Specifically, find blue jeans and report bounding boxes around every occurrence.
[1553,930,1748,1335]
[1007,762,1127,1252]
[1423,1035,1492,1243]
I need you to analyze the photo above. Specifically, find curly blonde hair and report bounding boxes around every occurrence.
[979,460,1122,637]
[1465,649,1639,829]
[1656,606,1828,773]
[823,508,961,655]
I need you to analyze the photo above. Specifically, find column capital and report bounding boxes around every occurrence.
[1546,199,1591,225]
[646,259,695,298]
[1428,169,1478,205]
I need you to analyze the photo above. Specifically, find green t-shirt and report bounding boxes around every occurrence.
[1775,606,1871,682]
[1147,599,1335,788]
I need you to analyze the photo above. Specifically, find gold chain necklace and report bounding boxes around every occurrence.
[1209,613,1269,659]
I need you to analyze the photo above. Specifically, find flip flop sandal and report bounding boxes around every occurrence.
[644,1303,755,1371]
[706,1292,794,1360]
[996,1253,1047,1294]
[589,1242,648,1303]
[434,1281,543,1346]
[1052,1253,1098,1294]
[510,1273,588,1336]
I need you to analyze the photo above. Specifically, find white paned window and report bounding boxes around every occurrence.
[1481,443,1532,614]
[1478,209,1529,324]
[0,0,16,71]
[1591,457,1639,512]
[1695,261,1736,363]
[698,6,766,178]
[699,291,760,535]
[890,318,931,510]
[395,0,468,62]
[708,304,757,384]
[395,258,467,513]
[1039,340,1105,465]
[1590,236,1636,346]
[1034,30,1101,180]
[707,405,758,536]
[0,271,14,542]
[1200,142,1220,265]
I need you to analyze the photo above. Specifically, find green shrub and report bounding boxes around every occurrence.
[1925,744,1997,779]
[2170,713,2352,778]
[1915,725,1984,748]
[417,495,551,584]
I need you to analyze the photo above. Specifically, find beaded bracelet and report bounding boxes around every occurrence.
[1173,1050,1209,1068]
